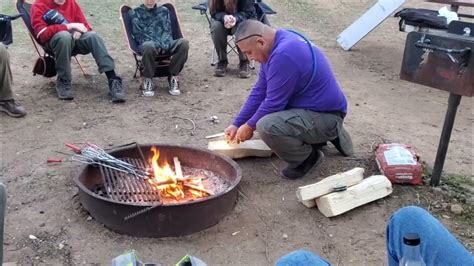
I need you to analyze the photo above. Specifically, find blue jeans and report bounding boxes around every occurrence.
[276,206,473,266]
[386,206,473,266]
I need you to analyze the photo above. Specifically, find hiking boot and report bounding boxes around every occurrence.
[238,60,251,78]
[330,126,353,156]
[142,78,155,97]
[281,148,324,180]
[55,79,74,100]
[214,60,228,77]
[108,77,125,103]
[0,100,26,118]
[168,76,180,96]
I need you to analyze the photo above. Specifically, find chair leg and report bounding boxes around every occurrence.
[0,183,6,264]
[74,56,87,77]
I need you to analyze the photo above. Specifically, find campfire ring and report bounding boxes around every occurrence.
[74,144,241,238]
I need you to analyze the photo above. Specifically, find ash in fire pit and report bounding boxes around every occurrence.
[75,144,241,237]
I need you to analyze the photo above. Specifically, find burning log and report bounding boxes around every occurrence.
[183,183,213,196]
[173,156,184,179]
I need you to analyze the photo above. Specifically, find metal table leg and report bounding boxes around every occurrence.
[430,93,462,186]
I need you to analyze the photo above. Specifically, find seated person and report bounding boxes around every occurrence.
[31,0,125,103]
[276,206,474,265]
[209,0,256,78]
[0,44,26,117]
[130,0,189,97]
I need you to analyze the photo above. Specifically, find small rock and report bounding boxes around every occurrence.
[282,234,288,240]
[82,122,87,126]
[450,204,464,215]
[442,214,451,219]
[108,142,114,147]
[329,234,333,238]
[86,216,92,221]
[39,223,46,227]
[35,256,40,260]
[231,231,240,236]
[58,243,64,250]
[29,235,37,240]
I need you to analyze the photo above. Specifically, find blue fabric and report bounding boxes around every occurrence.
[386,206,474,266]
[275,250,330,266]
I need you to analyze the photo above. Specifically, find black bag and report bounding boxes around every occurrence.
[0,14,21,45]
[33,55,57,78]
[394,8,448,30]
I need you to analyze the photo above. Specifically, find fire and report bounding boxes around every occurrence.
[147,146,209,201]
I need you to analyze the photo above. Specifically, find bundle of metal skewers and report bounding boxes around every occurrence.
[63,142,149,179]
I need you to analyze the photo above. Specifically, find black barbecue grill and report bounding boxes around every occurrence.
[400,20,473,186]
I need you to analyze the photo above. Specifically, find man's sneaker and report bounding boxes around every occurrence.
[108,77,125,103]
[214,60,228,77]
[238,60,251,78]
[168,76,180,96]
[142,78,155,97]
[0,100,26,118]
[330,126,354,157]
[281,148,324,180]
[55,79,74,100]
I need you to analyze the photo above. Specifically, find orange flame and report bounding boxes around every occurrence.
[147,146,209,201]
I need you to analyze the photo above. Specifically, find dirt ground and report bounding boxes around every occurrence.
[1,0,473,265]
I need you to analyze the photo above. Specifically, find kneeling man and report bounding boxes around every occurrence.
[224,20,353,179]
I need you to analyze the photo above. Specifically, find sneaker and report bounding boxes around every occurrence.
[238,60,251,78]
[0,100,26,118]
[142,78,155,97]
[214,60,228,77]
[55,78,74,100]
[108,77,125,103]
[330,126,354,157]
[281,148,324,180]
[168,76,180,96]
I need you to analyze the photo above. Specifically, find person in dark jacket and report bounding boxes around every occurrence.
[130,0,189,97]
[209,0,256,78]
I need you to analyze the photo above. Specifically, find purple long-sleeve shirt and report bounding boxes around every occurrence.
[233,30,348,129]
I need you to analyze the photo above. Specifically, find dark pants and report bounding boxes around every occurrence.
[46,31,115,81]
[210,19,247,62]
[141,38,189,78]
[256,109,342,168]
[0,44,13,101]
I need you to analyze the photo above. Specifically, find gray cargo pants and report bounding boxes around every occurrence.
[256,109,343,168]
[0,44,13,101]
[46,31,115,81]
[141,38,189,78]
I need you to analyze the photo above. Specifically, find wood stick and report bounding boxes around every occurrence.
[316,175,393,217]
[205,132,225,139]
[173,156,184,179]
[208,139,273,159]
[183,183,213,196]
[296,167,365,202]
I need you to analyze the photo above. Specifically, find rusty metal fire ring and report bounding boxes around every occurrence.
[74,144,242,238]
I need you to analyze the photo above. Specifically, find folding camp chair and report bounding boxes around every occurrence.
[16,0,86,77]
[119,4,184,79]
[192,0,276,67]
[0,183,5,263]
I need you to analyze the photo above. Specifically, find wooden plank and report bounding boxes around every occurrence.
[173,157,183,179]
[336,0,406,50]
[207,139,273,159]
[301,199,317,208]
[205,132,225,139]
[316,175,393,217]
[296,167,365,201]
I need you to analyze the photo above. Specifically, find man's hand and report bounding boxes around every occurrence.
[67,23,88,33]
[235,124,254,143]
[72,31,82,40]
[224,125,238,143]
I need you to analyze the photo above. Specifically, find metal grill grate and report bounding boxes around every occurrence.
[98,158,161,204]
